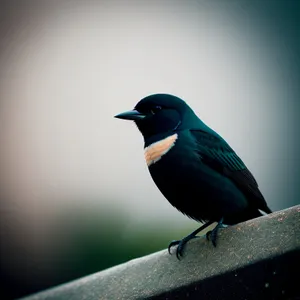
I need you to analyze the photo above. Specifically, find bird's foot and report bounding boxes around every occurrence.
[168,221,215,259]
[206,217,225,247]
[168,235,199,259]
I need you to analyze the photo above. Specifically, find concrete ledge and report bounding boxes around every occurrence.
[21,205,300,300]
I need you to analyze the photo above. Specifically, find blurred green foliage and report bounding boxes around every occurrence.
[58,207,194,280]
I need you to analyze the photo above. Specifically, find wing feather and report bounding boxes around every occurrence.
[190,129,271,212]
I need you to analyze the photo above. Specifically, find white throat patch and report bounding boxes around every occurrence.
[144,133,178,167]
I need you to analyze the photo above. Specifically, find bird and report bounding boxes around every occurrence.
[114,94,272,259]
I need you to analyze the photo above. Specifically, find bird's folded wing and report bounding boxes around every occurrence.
[190,129,271,213]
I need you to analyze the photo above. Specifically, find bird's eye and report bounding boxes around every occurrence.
[150,106,162,115]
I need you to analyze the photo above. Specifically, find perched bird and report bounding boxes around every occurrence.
[115,94,272,259]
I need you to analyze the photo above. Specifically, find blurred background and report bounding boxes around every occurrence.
[0,0,299,298]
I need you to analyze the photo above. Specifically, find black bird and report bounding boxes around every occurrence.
[115,94,272,258]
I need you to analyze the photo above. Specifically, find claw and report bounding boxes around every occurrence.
[176,244,183,259]
[176,239,189,259]
[168,240,180,254]
[168,238,189,259]
[168,235,199,259]
[206,230,212,241]
[206,217,224,247]
[211,231,218,247]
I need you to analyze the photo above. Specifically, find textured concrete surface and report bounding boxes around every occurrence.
[21,205,300,300]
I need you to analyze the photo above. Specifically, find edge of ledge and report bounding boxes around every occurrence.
[21,205,300,300]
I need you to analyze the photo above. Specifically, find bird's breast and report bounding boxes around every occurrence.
[144,133,178,167]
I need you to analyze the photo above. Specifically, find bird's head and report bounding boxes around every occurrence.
[115,94,200,145]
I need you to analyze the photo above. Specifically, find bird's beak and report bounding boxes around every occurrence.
[114,109,146,121]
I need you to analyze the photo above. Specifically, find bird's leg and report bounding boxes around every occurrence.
[168,220,214,259]
[206,217,224,247]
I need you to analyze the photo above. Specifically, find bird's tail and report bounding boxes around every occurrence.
[236,206,272,224]
[258,205,272,216]
[248,204,273,220]
[247,208,265,219]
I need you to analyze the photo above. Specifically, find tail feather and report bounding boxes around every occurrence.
[259,205,272,215]
[246,205,272,221]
